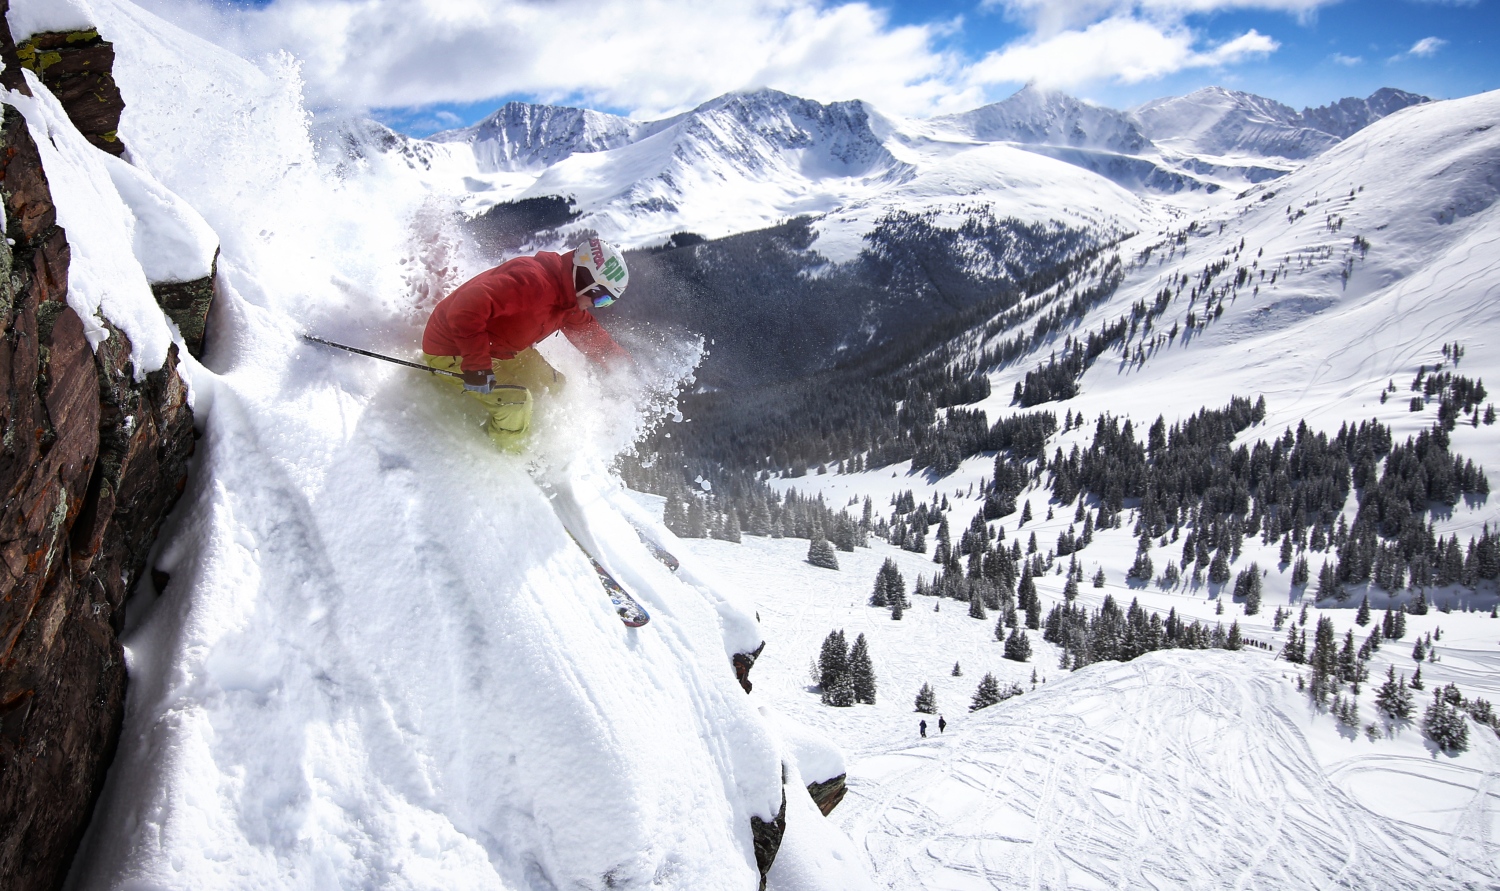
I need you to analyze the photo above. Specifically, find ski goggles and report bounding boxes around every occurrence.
[580,283,618,308]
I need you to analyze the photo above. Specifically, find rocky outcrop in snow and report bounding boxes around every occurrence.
[0,20,196,891]
[13,28,125,157]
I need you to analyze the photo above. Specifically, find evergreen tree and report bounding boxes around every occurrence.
[1411,664,1425,690]
[1208,550,1231,584]
[952,661,963,677]
[828,671,856,707]
[1355,595,1371,626]
[891,595,904,621]
[968,588,988,620]
[1374,665,1414,720]
[914,682,937,714]
[1412,637,1427,662]
[1286,625,1307,663]
[664,491,688,534]
[1315,560,1338,600]
[818,630,849,701]
[1226,620,1243,650]
[970,673,1002,711]
[748,498,772,536]
[808,538,840,570]
[1309,616,1339,703]
[1337,630,1359,682]
[1004,628,1033,662]
[1093,567,1106,588]
[1234,564,1263,615]
[686,497,709,538]
[1128,547,1154,582]
[849,633,877,705]
[1291,555,1310,587]
[1422,689,1470,752]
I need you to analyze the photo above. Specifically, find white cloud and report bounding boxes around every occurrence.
[985,0,1337,34]
[968,18,1277,90]
[130,0,980,119]
[1329,52,1362,65]
[1407,36,1448,57]
[129,0,1307,121]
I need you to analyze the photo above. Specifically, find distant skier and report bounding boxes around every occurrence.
[938,715,946,733]
[422,237,632,450]
[919,719,927,738]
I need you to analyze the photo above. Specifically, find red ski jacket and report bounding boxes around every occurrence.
[422,250,629,372]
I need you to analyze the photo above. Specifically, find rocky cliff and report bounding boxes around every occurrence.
[0,9,201,890]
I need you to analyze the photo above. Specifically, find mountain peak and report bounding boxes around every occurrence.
[1298,87,1430,138]
[933,85,1149,153]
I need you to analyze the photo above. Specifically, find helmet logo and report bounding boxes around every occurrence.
[601,256,626,283]
[590,237,605,268]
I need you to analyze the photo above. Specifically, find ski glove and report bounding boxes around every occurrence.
[461,369,494,394]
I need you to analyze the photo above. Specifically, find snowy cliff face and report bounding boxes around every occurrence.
[1132,86,1339,161]
[932,84,1151,154]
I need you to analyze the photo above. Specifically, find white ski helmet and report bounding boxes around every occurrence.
[574,236,629,302]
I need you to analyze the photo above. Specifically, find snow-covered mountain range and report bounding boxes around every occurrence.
[324,83,1427,259]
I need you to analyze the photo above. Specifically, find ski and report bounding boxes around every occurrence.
[566,530,650,627]
[631,525,681,572]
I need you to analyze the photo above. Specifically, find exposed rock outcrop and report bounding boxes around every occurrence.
[150,255,218,359]
[733,640,765,694]
[750,787,788,891]
[806,773,848,817]
[0,13,196,891]
[14,29,126,156]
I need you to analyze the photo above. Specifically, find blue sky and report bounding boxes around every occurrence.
[143,0,1497,135]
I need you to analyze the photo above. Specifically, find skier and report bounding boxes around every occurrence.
[422,237,632,450]
[938,715,946,733]
[919,719,927,738]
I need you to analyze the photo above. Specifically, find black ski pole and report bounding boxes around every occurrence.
[302,333,461,378]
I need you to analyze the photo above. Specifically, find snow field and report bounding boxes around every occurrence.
[678,528,1500,889]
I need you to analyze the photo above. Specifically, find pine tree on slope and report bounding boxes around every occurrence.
[970,673,1002,711]
[849,633,877,705]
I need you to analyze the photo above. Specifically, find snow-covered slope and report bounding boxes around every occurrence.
[670,522,1500,890]
[1013,88,1500,442]
[38,2,869,888]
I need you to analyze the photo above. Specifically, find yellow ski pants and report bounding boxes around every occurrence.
[424,349,565,450]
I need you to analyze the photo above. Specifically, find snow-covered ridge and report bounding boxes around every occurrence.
[1133,85,1429,162]
[366,82,1426,261]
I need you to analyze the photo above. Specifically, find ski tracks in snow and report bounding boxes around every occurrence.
[836,650,1498,890]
